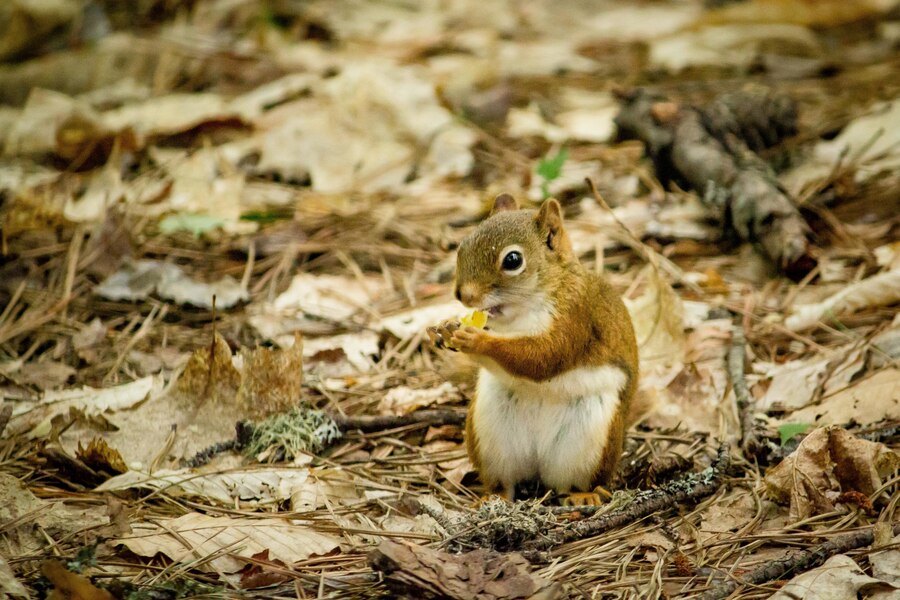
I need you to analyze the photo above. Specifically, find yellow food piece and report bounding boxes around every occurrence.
[460,310,488,329]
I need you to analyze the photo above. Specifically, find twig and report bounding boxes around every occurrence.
[181,409,466,467]
[728,317,763,458]
[332,409,465,433]
[526,444,730,553]
[0,403,12,438]
[699,522,900,599]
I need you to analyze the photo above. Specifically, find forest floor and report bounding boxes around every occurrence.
[1,1,900,598]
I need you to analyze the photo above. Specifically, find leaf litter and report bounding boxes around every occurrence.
[1,0,900,598]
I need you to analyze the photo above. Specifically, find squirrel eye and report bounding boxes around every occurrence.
[501,250,524,273]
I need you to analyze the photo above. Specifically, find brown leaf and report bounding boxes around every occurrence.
[237,333,303,418]
[765,427,900,520]
[175,332,240,404]
[42,560,115,600]
[369,540,561,600]
[76,437,128,475]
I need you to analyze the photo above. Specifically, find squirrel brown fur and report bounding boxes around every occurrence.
[429,193,639,503]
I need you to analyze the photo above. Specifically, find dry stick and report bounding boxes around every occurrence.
[0,403,12,438]
[700,522,900,600]
[728,317,763,458]
[332,409,465,433]
[526,444,730,553]
[181,409,466,468]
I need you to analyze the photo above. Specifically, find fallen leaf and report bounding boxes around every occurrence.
[117,512,341,574]
[649,24,820,72]
[96,467,356,510]
[303,331,380,375]
[8,375,163,438]
[786,268,900,331]
[625,267,686,370]
[76,437,128,475]
[236,333,304,418]
[369,539,561,600]
[175,332,240,403]
[771,554,897,600]
[378,382,460,416]
[95,259,248,309]
[381,302,460,340]
[0,555,28,599]
[785,367,900,426]
[765,427,900,520]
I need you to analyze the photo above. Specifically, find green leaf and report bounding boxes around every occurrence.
[240,209,293,224]
[778,422,811,446]
[159,213,226,237]
[536,148,569,182]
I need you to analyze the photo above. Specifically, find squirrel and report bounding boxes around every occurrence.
[428,193,639,505]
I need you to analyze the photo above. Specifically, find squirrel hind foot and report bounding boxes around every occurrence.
[561,486,612,507]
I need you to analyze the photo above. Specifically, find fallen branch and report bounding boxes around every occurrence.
[332,409,466,433]
[615,88,814,277]
[728,318,763,458]
[182,408,466,467]
[699,522,900,599]
[527,444,730,553]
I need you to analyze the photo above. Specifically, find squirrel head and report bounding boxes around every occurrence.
[454,193,575,327]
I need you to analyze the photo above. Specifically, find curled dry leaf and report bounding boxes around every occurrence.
[117,512,341,574]
[96,467,358,511]
[76,437,128,475]
[378,382,460,416]
[764,427,900,520]
[786,268,900,331]
[771,554,898,600]
[95,259,248,309]
[8,375,162,438]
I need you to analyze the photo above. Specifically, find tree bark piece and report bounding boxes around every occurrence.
[615,88,814,277]
[699,522,900,599]
[368,539,561,600]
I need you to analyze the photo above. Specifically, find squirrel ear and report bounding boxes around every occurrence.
[490,193,519,215]
[536,198,564,250]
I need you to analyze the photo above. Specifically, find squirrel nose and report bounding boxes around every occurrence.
[456,283,479,307]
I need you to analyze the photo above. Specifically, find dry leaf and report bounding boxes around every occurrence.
[765,427,900,520]
[369,539,561,600]
[76,437,128,475]
[117,512,341,574]
[625,266,686,370]
[96,467,355,510]
[236,333,304,418]
[378,382,460,416]
[785,368,900,426]
[8,375,162,438]
[786,268,900,331]
[95,259,248,309]
[0,555,28,599]
[175,332,240,402]
[771,554,897,600]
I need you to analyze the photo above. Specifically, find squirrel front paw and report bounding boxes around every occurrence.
[427,319,461,351]
[449,326,486,354]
